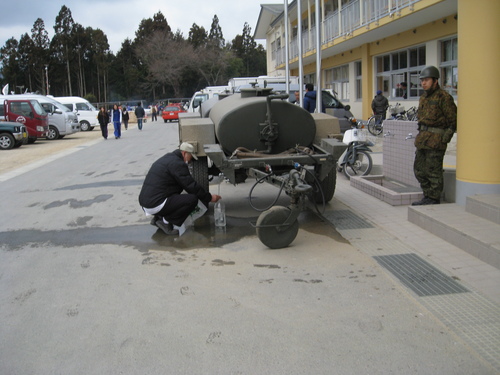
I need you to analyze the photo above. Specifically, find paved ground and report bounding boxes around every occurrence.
[0,121,498,374]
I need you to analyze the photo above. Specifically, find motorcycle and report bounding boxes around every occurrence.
[337,117,374,179]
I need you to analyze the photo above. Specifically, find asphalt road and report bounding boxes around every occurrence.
[0,121,494,374]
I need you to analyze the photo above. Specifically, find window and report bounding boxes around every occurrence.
[355,61,362,100]
[325,64,349,100]
[304,73,316,85]
[375,46,425,99]
[76,102,91,111]
[440,37,458,97]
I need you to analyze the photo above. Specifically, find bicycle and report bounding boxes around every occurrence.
[406,106,418,121]
[367,114,384,136]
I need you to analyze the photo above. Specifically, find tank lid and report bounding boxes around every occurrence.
[240,87,273,98]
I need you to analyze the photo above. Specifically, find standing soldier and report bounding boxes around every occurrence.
[412,66,457,205]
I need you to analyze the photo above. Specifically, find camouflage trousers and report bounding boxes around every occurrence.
[414,148,446,201]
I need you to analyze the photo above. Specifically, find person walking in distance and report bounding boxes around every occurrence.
[135,102,146,131]
[151,104,158,122]
[412,66,457,206]
[111,104,122,139]
[371,90,389,120]
[97,106,109,140]
[122,106,130,130]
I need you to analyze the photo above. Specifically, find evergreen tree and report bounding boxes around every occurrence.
[208,15,225,49]
[188,24,207,49]
[30,18,50,93]
[53,5,75,95]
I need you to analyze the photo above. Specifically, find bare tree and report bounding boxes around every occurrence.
[136,30,196,97]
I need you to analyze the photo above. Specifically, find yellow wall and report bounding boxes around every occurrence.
[457,0,500,185]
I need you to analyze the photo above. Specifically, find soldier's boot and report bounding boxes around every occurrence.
[412,197,440,206]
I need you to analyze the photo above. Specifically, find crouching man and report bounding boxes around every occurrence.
[139,142,221,235]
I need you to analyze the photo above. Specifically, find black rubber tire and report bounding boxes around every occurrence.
[0,133,15,150]
[80,120,90,131]
[310,169,336,204]
[256,206,299,249]
[192,156,209,192]
[46,125,60,140]
[343,150,372,180]
[28,136,37,144]
[367,116,383,136]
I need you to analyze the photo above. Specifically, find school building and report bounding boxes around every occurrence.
[254,0,499,204]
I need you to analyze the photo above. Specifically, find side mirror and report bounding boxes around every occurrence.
[344,105,351,111]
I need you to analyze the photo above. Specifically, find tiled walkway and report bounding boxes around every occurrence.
[323,160,500,372]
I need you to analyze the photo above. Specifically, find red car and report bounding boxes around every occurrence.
[162,105,185,122]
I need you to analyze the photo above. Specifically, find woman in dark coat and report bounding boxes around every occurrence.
[122,106,130,130]
[97,106,109,140]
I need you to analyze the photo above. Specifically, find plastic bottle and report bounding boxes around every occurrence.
[214,200,226,227]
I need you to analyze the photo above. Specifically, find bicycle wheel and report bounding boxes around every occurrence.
[343,150,373,179]
[367,116,383,136]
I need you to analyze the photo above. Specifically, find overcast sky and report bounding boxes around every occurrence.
[0,0,275,54]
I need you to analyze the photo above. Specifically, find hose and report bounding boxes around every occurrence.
[303,168,326,215]
[248,173,287,212]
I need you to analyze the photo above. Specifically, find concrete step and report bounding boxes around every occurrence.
[408,203,500,270]
[466,194,500,225]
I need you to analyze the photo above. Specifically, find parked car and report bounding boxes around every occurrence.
[0,96,49,143]
[55,96,99,131]
[0,121,28,150]
[162,105,185,122]
[17,95,80,140]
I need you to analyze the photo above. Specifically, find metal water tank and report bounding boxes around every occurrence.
[209,88,316,154]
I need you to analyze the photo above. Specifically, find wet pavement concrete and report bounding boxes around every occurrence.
[0,210,345,253]
[0,122,497,374]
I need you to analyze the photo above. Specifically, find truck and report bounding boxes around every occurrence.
[179,86,347,249]
[0,121,28,150]
[186,76,300,114]
[186,86,230,113]
[0,96,49,143]
[227,75,299,92]
[5,94,80,140]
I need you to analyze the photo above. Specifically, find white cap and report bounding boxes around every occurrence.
[179,142,198,160]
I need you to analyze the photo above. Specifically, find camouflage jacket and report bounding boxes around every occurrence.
[415,85,457,150]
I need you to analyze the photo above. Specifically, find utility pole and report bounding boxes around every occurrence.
[45,65,49,95]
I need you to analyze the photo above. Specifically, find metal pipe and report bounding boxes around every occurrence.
[284,0,290,94]
[298,0,304,105]
[315,0,322,112]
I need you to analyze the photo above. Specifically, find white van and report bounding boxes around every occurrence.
[2,94,79,140]
[55,96,99,131]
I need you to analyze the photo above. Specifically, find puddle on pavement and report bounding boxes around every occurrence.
[0,210,345,253]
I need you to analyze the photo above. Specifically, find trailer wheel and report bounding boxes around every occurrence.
[309,169,336,204]
[256,206,299,249]
[192,156,209,192]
